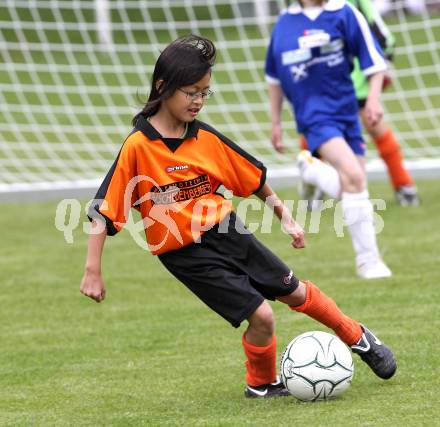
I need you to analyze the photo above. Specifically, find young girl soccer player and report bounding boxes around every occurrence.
[266,0,393,279]
[80,35,396,398]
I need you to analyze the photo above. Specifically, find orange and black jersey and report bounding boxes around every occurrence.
[89,115,266,255]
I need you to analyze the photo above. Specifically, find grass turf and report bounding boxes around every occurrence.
[0,179,439,426]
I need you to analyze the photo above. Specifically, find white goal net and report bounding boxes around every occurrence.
[1,0,439,198]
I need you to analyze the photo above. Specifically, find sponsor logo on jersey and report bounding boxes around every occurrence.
[320,38,344,54]
[288,49,345,82]
[299,30,330,49]
[303,29,323,36]
[282,48,311,65]
[166,164,189,173]
[150,174,211,205]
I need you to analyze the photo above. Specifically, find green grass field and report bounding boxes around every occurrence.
[1,180,439,426]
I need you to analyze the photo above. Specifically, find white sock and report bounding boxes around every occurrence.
[301,158,341,199]
[342,191,379,266]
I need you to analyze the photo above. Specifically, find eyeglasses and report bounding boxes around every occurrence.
[178,88,214,100]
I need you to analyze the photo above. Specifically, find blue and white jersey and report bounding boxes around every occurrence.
[265,0,386,133]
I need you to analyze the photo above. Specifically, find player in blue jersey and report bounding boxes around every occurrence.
[265,0,392,279]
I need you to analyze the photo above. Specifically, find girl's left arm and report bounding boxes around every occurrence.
[365,71,385,126]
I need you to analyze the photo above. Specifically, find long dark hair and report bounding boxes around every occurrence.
[132,35,216,126]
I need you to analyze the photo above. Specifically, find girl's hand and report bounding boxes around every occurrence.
[282,218,306,249]
[364,98,384,127]
[80,269,106,303]
[271,123,285,153]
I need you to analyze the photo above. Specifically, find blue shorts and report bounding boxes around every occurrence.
[304,121,366,156]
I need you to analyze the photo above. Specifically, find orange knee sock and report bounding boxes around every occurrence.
[374,128,414,189]
[290,281,362,346]
[242,333,277,387]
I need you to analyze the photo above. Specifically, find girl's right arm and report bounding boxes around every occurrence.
[268,83,285,153]
[80,219,107,303]
[255,183,305,249]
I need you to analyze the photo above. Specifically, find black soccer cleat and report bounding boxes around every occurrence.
[245,376,290,398]
[351,325,397,379]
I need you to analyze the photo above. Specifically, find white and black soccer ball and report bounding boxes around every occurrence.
[280,331,354,401]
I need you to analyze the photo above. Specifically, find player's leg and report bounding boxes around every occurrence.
[297,134,326,210]
[299,134,308,151]
[243,301,289,398]
[159,213,290,398]
[245,300,274,346]
[318,137,392,279]
[297,149,340,204]
[317,136,365,191]
[276,280,397,379]
[211,212,299,398]
[353,60,419,206]
[359,107,419,206]
[234,214,396,380]
[299,63,364,201]
[296,128,342,202]
[227,212,295,397]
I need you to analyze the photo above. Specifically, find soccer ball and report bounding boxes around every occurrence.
[280,331,354,401]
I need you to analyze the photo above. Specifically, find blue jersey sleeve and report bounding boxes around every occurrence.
[344,3,387,76]
[265,36,280,84]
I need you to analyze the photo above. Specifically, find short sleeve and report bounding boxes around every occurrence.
[215,132,267,198]
[344,4,387,76]
[265,36,281,85]
[88,138,138,235]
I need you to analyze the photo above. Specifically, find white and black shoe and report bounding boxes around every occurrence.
[245,376,290,398]
[395,185,420,206]
[351,325,397,379]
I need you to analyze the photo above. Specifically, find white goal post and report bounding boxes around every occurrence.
[0,0,439,201]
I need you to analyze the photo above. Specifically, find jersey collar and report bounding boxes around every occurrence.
[135,115,199,141]
[286,0,345,14]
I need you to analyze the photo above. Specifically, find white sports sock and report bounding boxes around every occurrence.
[301,157,341,199]
[341,191,379,266]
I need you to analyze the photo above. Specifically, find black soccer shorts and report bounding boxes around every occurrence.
[158,211,299,328]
